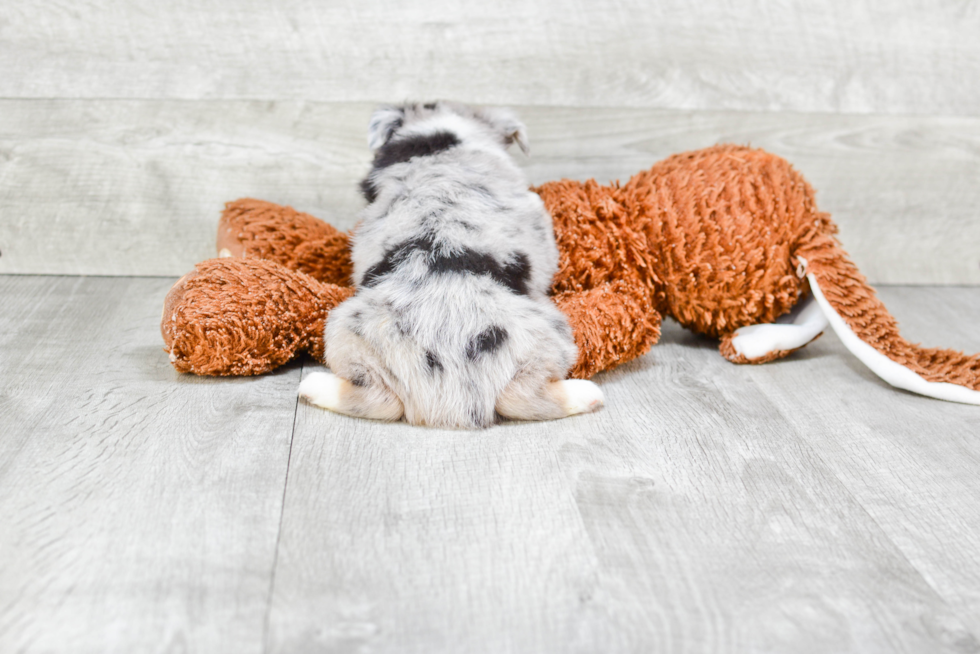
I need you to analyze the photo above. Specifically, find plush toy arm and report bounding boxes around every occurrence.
[162,258,354,376]
[554,280,662,379]
[217,199,354,286]
[534,179,664,377]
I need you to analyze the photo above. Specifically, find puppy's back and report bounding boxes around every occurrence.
[301,102,603,428]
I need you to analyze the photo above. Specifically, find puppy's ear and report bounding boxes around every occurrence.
[367,105,406,151]
[476,107,530,155]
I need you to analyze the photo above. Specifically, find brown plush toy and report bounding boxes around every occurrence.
[162,145,980,405]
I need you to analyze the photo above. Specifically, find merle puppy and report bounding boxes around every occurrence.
[299,101,604,428]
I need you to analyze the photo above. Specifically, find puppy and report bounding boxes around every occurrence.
[299,101,603,428]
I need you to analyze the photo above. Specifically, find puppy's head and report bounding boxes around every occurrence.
[367,101,529,155]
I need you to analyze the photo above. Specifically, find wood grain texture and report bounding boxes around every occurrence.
[266,412,601,654]
[268,302,980,653]
[2,101,979,283]
[746,286,980,639]
[0,101,372,277]
[0,276,298,654]
[1,0,979,116]
[3,276,980,651]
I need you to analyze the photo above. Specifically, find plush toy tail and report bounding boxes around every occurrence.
[796,233,980,405]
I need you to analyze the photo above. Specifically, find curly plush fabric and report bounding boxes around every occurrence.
[538,145,822,337]
[218,199,353,286]
[162,258,353,376]
[554,281,662,379]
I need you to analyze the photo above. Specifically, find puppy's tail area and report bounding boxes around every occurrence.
[796,233,980,405]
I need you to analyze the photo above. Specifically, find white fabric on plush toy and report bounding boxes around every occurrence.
[731,296,828,360]
[731,256,980,406]
[806,272,980,406]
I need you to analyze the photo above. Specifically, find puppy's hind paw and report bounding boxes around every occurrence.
[299,371,345,410]
[560,379,605,416]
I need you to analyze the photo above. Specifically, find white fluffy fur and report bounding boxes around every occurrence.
[300,101,603,428]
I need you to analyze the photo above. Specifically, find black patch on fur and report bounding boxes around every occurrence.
[359,131,459,203]
[427,249,531,295]
[387,116,404,135]
[361,235,429,287]
[360,177,379,204]
[499,252,531,295]
[425,351,444,373]
[423,102,438,110]
[361,236,532,295]
[466,326,508,360]
[349,372,369,387]
[371,131,460,170]
[372,114,404,150]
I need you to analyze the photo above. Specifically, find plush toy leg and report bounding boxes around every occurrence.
[720,295,828,364]
[497,377,605,421]
[554,281,663,379]
[299,371,405,421]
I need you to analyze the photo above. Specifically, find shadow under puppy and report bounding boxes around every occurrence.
[299,101,604,428]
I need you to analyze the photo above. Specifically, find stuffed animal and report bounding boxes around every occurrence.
[162,145,980,405]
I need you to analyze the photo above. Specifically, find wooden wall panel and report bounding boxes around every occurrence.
[1,100,978,283]
[0,101,371,277]
[0,0,977,115]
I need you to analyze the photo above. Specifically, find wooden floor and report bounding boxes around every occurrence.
[1,274,979,653]
[2,1,978,651]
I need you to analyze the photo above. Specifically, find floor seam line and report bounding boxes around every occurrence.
[262,362,303,654]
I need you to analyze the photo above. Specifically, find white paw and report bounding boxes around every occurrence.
[218,248,233,258]
[299,371,344,410]
[560,379,605,416]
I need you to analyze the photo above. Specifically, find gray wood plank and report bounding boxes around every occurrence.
[268,296,980,652]
[746,285,980,638]
[267,413,602,654]
[2,0,979,116]
[2,101,979,283]
[0,275,298,654]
